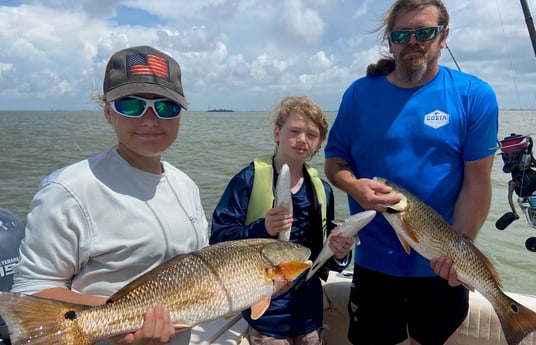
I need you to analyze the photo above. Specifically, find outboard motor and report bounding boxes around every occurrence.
[495,133,536,252]
[0,208,24,345]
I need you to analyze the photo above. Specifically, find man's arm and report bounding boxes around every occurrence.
[324,157,356,192]
[35,287,106,306]
[452,155,494,240]
[431,154,494,287]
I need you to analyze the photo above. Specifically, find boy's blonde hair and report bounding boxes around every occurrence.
[271,96,329,143]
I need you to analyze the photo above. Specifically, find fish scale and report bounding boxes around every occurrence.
[0,238,311,345]
[92,248,269,335]
[399,196,502,291]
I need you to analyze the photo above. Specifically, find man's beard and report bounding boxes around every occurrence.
[396,45,440,84]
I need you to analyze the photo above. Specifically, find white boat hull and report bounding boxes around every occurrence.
[190,271,536,345]
[322,271,536,345]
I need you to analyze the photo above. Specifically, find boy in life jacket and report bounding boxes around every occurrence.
[210,96,354,345]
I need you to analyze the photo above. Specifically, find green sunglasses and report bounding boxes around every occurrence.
[389,25,445,44]
[111,96,183,119]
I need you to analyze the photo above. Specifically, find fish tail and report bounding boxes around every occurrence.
[305,250,331,281]
[0,292,94,345]
[305,266,317,281]
[495,294,536,345]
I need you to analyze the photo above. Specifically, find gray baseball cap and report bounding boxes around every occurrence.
[103,45,188,110]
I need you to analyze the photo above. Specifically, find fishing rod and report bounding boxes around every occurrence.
[445,44,461,71]
[520,0,536,56]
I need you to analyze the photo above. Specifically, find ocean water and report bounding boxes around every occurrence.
[0,109,535,294]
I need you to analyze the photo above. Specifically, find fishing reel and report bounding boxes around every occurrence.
[495,133,536,252]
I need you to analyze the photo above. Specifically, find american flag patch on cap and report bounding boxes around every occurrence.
[127,53,169,79]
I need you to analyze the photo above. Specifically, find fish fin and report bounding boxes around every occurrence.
[400,216,419,243]
[305,262,324,282]
[304,269,316,282]
[400,238,412,254]
[393,228,412,254]
[108,254,190,302]
[460,281,475,292]
[354,235,361,246]
[494,292,536,345]
[461,235,503,288]
[174,325,193,332]
[270,261,312,281]
[0,291,94,345]
[223,313,240,320]
[305,245,332,281]
[250,296,271,320]
[392,216,419,254]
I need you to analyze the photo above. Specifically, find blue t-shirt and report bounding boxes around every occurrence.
[325,65,498,277]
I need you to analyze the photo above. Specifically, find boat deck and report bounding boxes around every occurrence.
[191,271,536,345]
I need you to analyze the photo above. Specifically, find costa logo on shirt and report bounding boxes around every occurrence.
[423,110,449,129]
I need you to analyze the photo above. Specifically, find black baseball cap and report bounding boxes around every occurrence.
[103,45,188,110]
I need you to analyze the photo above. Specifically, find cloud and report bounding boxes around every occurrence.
[278,0,326,43]
[0,0,535,110]
[353,2,369,19]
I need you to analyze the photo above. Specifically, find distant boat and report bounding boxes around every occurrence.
[207,108,234,112]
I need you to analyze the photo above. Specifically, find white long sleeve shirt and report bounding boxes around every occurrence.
[12,149,209,345]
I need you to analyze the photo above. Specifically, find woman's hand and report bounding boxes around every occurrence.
[110,304,175,345]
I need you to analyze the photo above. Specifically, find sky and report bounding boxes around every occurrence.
[1,0,536,111]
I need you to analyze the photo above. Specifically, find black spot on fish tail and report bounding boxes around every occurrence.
[511,303,519,313]
[64,310,77,320]
[496,295,536,345]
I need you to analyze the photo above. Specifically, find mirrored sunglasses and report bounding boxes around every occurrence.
[389,25,445,44]
[111,96,183,119]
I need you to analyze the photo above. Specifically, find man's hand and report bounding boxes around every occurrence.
[430,256,474,291]
[348,178,401,212]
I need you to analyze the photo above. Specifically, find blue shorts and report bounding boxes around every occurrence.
[347,265,469,345]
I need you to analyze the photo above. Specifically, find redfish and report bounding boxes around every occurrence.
[0,239,311,345]
[376,176,536,345]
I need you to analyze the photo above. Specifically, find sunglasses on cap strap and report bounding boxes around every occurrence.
[389,25,445,44]
[111,96,183,119]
